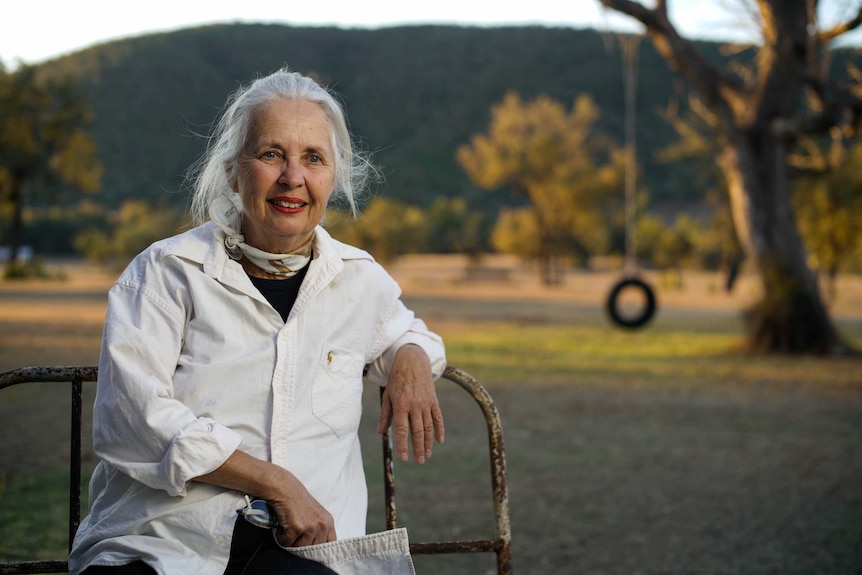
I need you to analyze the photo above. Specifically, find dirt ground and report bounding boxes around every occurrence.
[1,256,861,575]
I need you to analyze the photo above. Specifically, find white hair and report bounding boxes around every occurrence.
[187,66,377,225]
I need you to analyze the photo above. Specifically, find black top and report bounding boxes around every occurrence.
[247,263,310,322]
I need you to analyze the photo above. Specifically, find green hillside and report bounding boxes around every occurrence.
[33,23,721,216]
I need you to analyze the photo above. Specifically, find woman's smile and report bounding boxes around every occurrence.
[269,196,307,213]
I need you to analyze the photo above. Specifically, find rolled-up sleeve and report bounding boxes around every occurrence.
[94,278,243,497]
[364,296,446,386]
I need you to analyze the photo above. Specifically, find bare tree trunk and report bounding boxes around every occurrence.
[539,254,564,286]
[719,129,846,354]
[535,211,565,286]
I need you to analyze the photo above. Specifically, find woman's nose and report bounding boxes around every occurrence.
[278,160,303,187]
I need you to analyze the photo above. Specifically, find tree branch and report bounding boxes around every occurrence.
[773,101,851,138]
[818,6,862,42]
[773,59,862,142]
[598,0,747,113]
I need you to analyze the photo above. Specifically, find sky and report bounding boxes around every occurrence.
[0,1,752,68]
[2,1,861,69]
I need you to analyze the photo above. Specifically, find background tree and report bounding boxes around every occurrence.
[22,199,105,256]
[792,139,862,299]
[425,196,486,256]
[457,92,626,285]
[0,64,101,272]
[491,208,542,262]
[324,197,429,263]
[74,200,187,270]
[598,0,862,354]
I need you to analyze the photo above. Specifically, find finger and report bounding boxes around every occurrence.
[308,510,335,545]
[432,402,445,445]
[377,392,393,434]
[277,526,301,548]
[293,532,315,547]
[290,523,329,547]
[423,410,434,460]
[393,409,411,462]
[411,409,428,464]
[309,530,326,546]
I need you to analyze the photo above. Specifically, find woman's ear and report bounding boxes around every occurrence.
[224,162,239,193]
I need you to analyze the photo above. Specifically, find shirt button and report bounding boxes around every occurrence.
[214,535,225,546]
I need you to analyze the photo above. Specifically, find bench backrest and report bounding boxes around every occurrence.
[0,365,512,575]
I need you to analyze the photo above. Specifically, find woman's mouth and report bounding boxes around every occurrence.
[269,198,307,214]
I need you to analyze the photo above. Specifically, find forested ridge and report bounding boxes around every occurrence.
[30,23,739,214]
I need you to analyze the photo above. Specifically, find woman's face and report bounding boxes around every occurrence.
[232,98,336,254]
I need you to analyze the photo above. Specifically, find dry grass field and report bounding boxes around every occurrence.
[1,255,861,575]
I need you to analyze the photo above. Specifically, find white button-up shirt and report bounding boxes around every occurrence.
[69,223,446,575]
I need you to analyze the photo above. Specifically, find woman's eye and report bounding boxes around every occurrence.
[261,150,280,160]
[309,154,321,163]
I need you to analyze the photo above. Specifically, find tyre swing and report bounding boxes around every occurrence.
[605,33,657,330]
[606,275,656,329]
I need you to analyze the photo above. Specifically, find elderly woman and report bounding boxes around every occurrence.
[69,67,446,575]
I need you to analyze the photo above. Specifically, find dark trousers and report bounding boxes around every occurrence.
[223,516,337,575]
[80,516,337,575]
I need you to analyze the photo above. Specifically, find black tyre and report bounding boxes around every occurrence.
[605,276,657,329]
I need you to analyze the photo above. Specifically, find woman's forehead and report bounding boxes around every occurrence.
[246,98,333,148]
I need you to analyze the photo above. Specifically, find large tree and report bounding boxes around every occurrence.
[0,64,101,270]
[599,0,862,354]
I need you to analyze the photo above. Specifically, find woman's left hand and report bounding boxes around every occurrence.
[377,344,445,463]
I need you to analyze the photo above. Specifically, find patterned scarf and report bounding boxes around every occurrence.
[209,195,312,277]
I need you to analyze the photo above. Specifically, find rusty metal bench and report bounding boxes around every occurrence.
[0,365,512,575]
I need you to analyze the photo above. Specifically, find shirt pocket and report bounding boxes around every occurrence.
[311,345,365,438]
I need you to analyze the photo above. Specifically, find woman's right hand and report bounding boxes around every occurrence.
[268,471,337,547]
[195,450,336,546]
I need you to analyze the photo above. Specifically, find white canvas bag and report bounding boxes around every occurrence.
[280,528,416,575]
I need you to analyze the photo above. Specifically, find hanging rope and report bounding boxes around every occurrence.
[621,34,642,275]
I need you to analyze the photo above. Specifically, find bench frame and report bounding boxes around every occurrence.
[0,365,512,575]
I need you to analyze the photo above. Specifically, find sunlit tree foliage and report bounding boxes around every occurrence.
[457,92,627,285]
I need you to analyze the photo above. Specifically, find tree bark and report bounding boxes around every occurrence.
[719,127,845,353]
